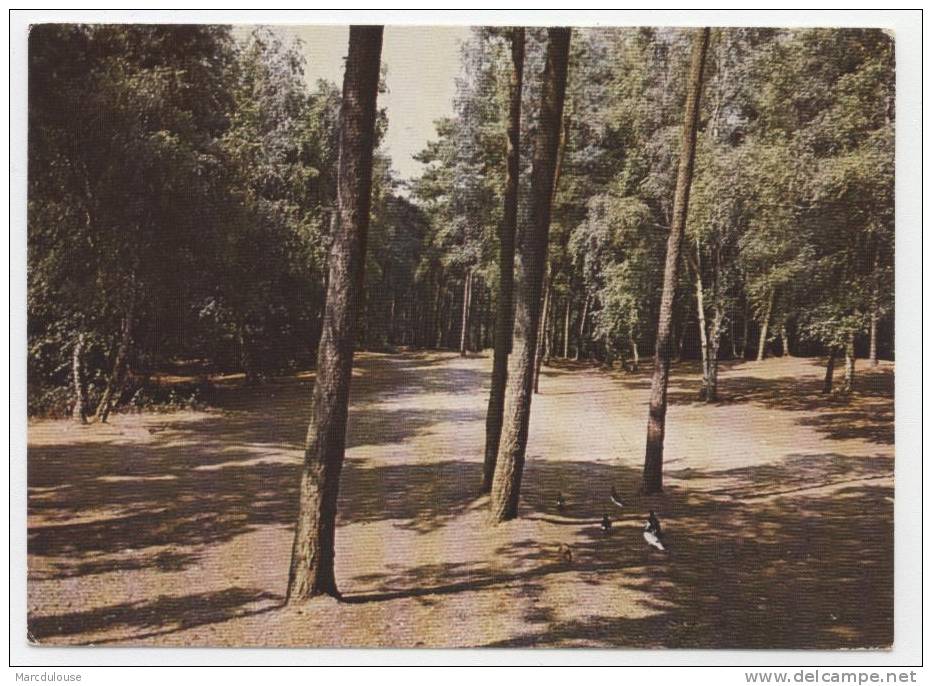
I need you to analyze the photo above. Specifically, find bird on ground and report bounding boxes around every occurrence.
[610,486,625,510]
[647,510,662,535]
[556,492,566,512]
[601,514,612,534]
[643,510,666,551]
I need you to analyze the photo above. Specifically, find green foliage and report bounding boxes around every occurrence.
[27,24,896,416]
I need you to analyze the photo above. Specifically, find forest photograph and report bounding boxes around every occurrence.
[23,20,897,650]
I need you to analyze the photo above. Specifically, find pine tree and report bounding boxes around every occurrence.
[642,28,710,494]
[287,26,383,602]
[490,27,571,522]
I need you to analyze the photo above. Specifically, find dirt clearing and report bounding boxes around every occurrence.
[27,352,894,648]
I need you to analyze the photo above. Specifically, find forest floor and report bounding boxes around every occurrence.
[26,352,894,648]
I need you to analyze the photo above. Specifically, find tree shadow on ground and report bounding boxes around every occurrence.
[27,353,893,648]
[603,359,894,446]
[204,351,487,415]
[28,587,282,644]
[29,368,486,577]
[343,457,892,648]
[28,444,484,571]
[28,453,893,648]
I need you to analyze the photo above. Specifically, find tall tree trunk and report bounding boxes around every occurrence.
[842,332,856,394]
[574,294,590,361]
[630,334,640,372]
[642,28,709,494]
[729,303,738,359]
[706,300,724,402]
[433,277,444,349]
[741,298,750,359]
[532,103,569,386]
[545,293,554,363]
[756,288,774,362]
[476,287,485,350]
[389,292,397,346]
[869,254,880,366]
[533,268,552,395]
[238,324,259,385]
[490,27,570,522]
[483,28,524,492]
[675,316,687,363]
[563,296,571,359]
[287,26,382,603]
[71,331,88,424]
[95,296,136,423]
[691,249,710,398]
[459,268,472,356]
[822,348,837,394]
[445,290,456,347]
[780,325,790,357]
[705,249,725,401]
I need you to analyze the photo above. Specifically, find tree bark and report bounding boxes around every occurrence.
[842,332,856,394]
[780,325,790,357]
[869,310,879,367]
[705,248,725,401]
[533,108,568,381]
[95,296,136,423]
[740,299,750,359]
[287,26,382,603]
[533,267,552,395]
[822,348,836,394]
[490,27,570,522]
[675,316,687,363]
[482,28,524,492]
[445,289,456,347]
[642,27,709,494]
[389,292,397,346]
[706,299,724,402]
[575,294,590,361]
[459,268,472,356]
[475,286,484,350]
[71,331,88,424]
[563,296,571,359]
[433,276,444,349]
[729,303,738,359]
[691,248,710,398]
[756,288,774,362]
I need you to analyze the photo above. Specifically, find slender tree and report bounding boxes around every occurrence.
[563,298,571,359]
[95,291,136,423]
[490,27,571,522]
[756,288,774,361]
[842,332,856,394]
[575,294,590,360]
[642,28,710,494]
[287,26,383,602]
[822,348,837,394]
[459,269,472,356]
[533,269,551,394]
[71,331,87,424]
[482,28,525,492]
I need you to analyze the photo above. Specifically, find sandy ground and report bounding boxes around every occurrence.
[26,352,894,648]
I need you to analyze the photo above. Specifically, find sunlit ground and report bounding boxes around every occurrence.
[27,352,893,648]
